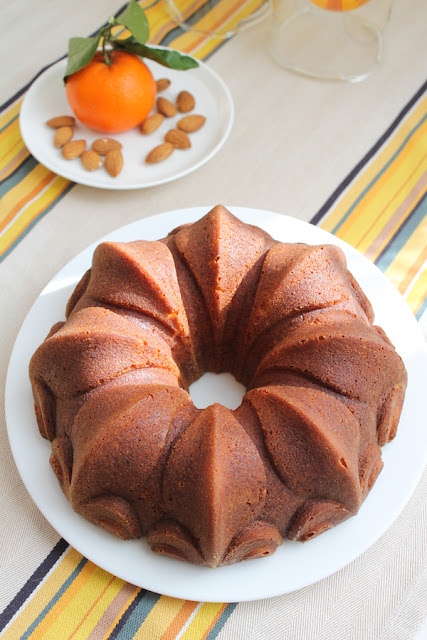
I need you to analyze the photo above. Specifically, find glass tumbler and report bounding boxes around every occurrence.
[270,0,394,82]
[163,0,271,39]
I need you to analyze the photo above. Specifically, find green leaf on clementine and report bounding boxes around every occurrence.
[117,0,149,44]
[113,39,199,70]
[64,35,101,80]
[64,1,198,81]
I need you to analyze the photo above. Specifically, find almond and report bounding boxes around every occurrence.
[81,150,102,171]
[146,142,174,164]
[61,139,86,159]
[177,90,195,113]
[46,116,76,128]
[92,138,122,155]
[165,129,191,150]
[156,78,171,92]
[157,97,177,118]
[105,149,124,177]
[177,115,206,133]
[54,126,74,147]
[141,113,164,134]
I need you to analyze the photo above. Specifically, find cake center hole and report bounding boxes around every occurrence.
[189,372,246,410]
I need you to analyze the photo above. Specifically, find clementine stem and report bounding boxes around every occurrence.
[101,21,114,66]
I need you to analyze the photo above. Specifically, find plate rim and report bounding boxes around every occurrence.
[19,57,234,191]
[5,206,427,602]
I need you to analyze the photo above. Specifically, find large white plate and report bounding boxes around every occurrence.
[5,207,427,602]
[19,58,234,190]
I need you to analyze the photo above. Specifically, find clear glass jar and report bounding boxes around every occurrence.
[163,0,271,39]
[270,0,394,82]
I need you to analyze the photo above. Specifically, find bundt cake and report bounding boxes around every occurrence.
[29,205,407,568]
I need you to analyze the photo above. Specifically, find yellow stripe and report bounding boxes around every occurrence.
[310,0,371,11]
[0,117,21,156]
[0,0,267,261]
[1,163,52,227]
[159,601,200,640]
[0,175,69,256]
[56,572,123,640]
[192,0,266,59]
[405,263,427,315]
[321,97,427,235]
[363,174,427,262]
[145,1,180,45]
[0,99,21,130]
[180,602,225,640]
[133,596,189,639]
[385,214,427,292]
[26,561,98,639]
[1,548,83,640]
[0,120,27,172]
[170,0,265,57]
[100,585,141,639]
[334,126,427,252]
[0,146,30,182]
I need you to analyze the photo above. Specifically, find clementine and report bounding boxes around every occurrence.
[65,51,156,133]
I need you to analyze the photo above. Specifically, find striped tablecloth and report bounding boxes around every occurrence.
[1,1,426,639]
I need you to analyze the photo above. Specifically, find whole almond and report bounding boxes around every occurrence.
[157,97,177,118]
[177,115,206,133]
[141,113,164,134]
[81,150,102,171]
[177,90,195,113]
[92,138,122,155]
[105,149,124,177]
[156,78,171,92]
[46,116,76,128]
[165,129,191,150]
[61,139,86,159]
[146,142,174,164]
[54,126,74,147]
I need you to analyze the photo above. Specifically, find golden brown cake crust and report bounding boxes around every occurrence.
[29,205,407,567]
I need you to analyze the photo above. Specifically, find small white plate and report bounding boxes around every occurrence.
[5,207,427,602]
[19,58,234,190]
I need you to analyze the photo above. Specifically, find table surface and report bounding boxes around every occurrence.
[1,1,426,639]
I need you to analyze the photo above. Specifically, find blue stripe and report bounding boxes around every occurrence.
[416,296,427,321]
[0,110,19,136]
[0,154,36,194]
[0,1,228,264]
[106,589,146,640]
[205,603,238,640]
[330,110,427,235]
[332,114,427,234]
[0,181,74,263]
[19,556,87,640]
[111,591,161,639]
[311,78,427,226]
[0,539,69,633]
[374,191,427,273]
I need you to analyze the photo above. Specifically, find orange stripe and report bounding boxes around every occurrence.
[355,151,427,250]
[364,172,427,261]
[86,583,139,640]
[66,575,116,640]
[201,603,228,640]
[398,243,427,295]
[149,0,208,42]
[0,171,54,233]
[177,0,253,51]
[0,129,22,164]
[0,145,30,181]
[0,176,70,258]
[28,562,98,639]
[160,601,199,640]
